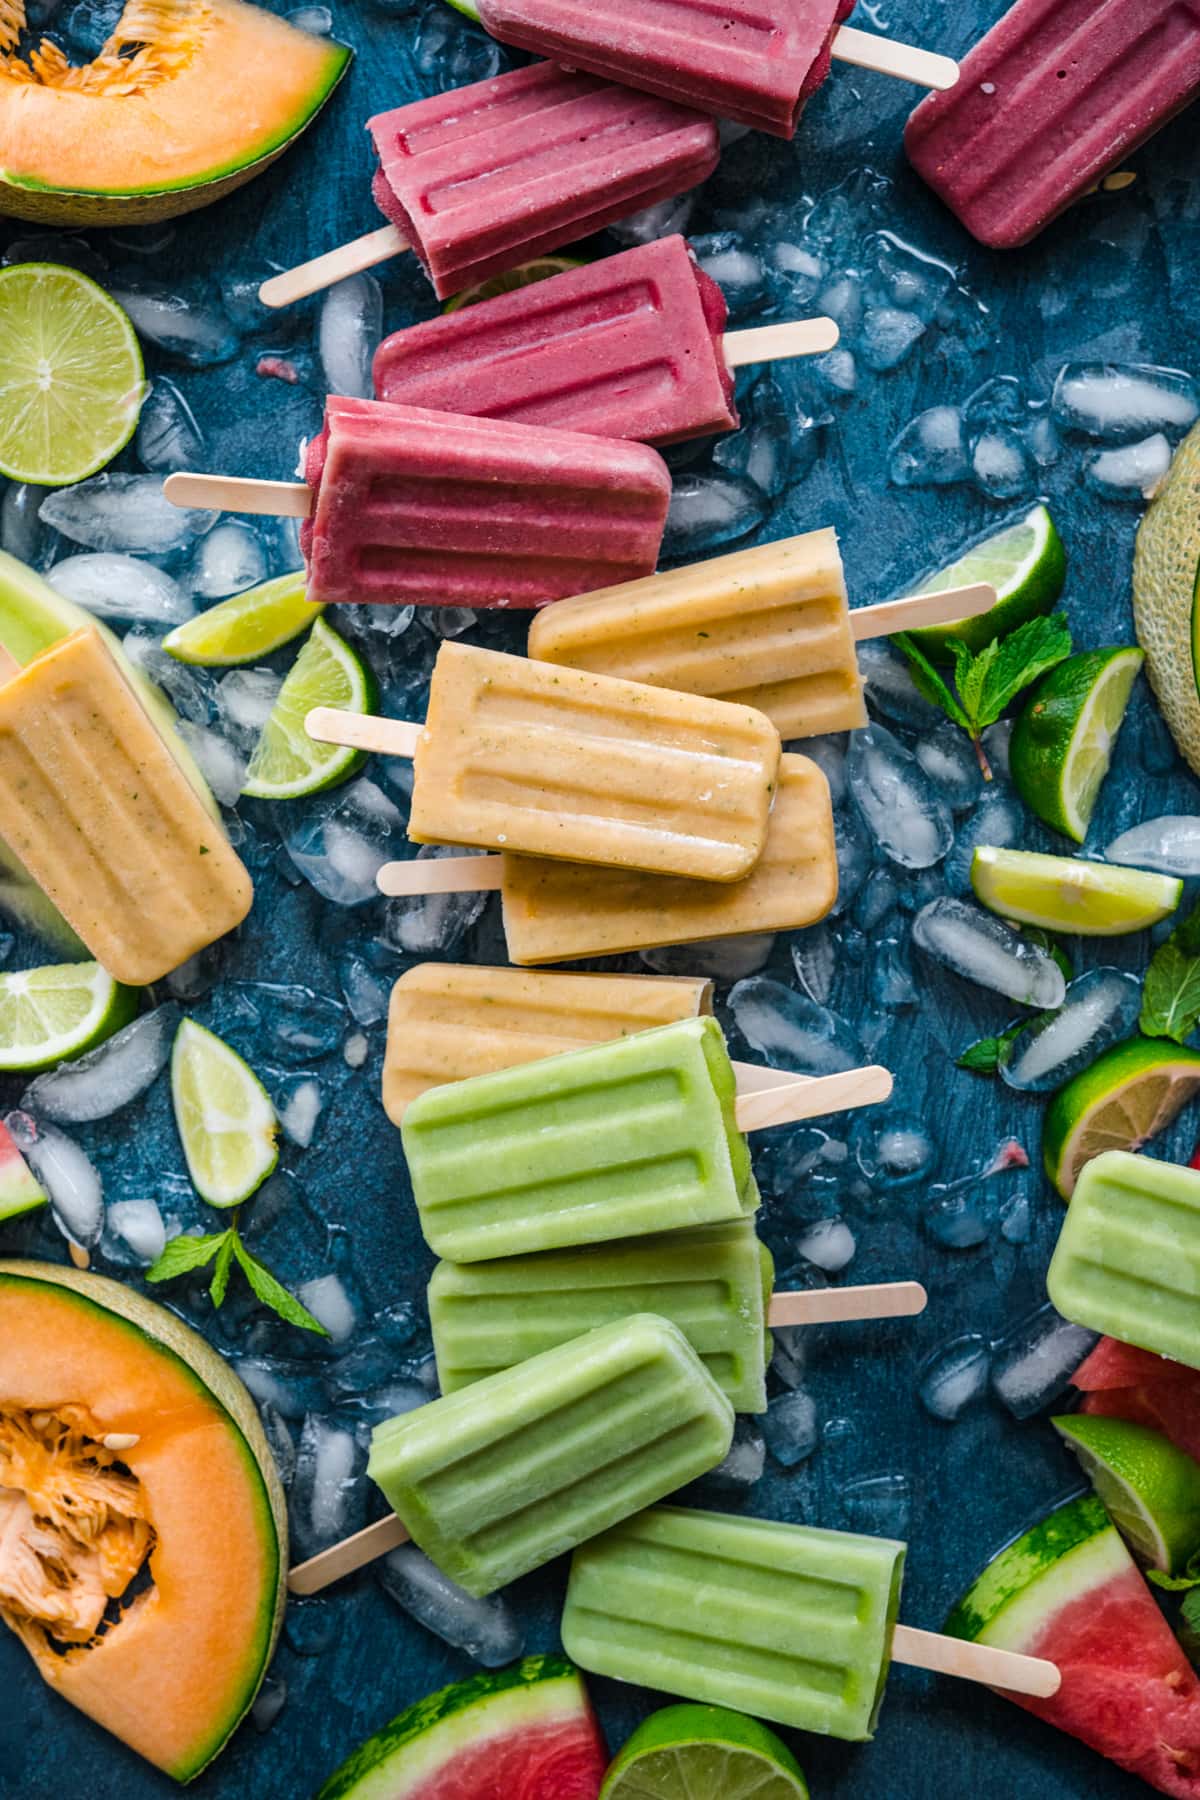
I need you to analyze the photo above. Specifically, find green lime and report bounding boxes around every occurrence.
[1133,421,1200,776]
[0,962,138,1074]
[443,255,586,313]
[171,1019,278,1210]
[444,0,482,21]
[1043,1037,1200,1199]
[0,264,144,486]
[163,570,318,666]
[601,1705,808,1800]
[1010,646,1144,842]
[241,617,376,800]
[1053,1414,1200,1574]
[971,846,1181,936]
[905,504,1067,660]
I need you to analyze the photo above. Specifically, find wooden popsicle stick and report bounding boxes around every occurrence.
[850,582,997,641]
[734,1064,892,1132]
[289,1513,410,1596]
[379,855,503,898]
[307,706,422,758]
[724,317,839,371]
[832,27,959,92]
[259,224,410,310]
[767,1281,926,1326]
[0,643,20,683]
[163,472,312,518]
[892,1625,1061,1699]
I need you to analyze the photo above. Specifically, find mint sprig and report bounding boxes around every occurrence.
[895,613,1073,779]
[147,1218,328,1337]
[1141,896,1200,1044]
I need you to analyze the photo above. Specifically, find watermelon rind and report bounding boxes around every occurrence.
[945,1492,1128,1648]
[0,1125,47,1222]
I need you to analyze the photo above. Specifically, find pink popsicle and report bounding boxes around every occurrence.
[300,399,672,609]
[367,62,721,299]
[373,237,737,446]
[474,0,855,139]
[905,0,1200,250]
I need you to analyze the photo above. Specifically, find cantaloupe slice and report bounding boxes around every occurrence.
[0,0,350,225]
[0,1260,287,1782]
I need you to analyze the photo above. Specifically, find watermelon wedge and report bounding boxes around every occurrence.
[1077,1338,1200,1467]
[315,1655,607,1800]
[947,1493,1200,1795]
[0,1118,47,1222]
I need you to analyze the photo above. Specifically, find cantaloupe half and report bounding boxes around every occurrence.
[0,0,350,226]
[0,1261,287,1781]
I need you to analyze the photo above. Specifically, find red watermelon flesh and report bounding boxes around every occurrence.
[404,1711,606,1800]
[0,1119,47,1222]
[1076,1338,1200,1466]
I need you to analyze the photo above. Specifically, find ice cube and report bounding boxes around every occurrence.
[872,938,918,1010]
[830,810,873,915]
[944,783,1025,892]
[1052,363,1199,442]
[251,1677,288,1734]
[337,952,391,1027]
[1001,968,1143,1093]
[663,474,766,561]
[640,934,775,981]
[701,1419,766,1495]
[178,722,247,808]
[343,1032,370,1069]
[279,1079,324,1150]
[1084,434,1172,500]
[762,1389,819,1468]
[41,475,217,555]
[792,1217,855,1272]
[289,1415,367,1558]
[20,1005,178,1123]
[319,274,384,401]
[190,522,268,599]
[287,2,331,28]
[121,631,212,721]
[3,481,59,566]
[231,983,347,1063]
[924,1191,989,1248]
[412,0,502,84]
[216,668,283,742]
[383,847,491,955]
[918,1334,991,1421]
[296,1275,357,1343]
[286,779,406,907]
[379,1545,525,1668]
[136,377,207,473]
[713,383,791,500]
[889,406,968,487]
[260,1406,297,1490]
[109,277,239,365]
[847,724,953,869]
[852,1108,936,1191]
[802,735,847,808]
[840,1473,912,1538]
[971,427,1034,501]
[105,1198,167,1267]
[48,554,194,625]
[858,642,941,730]
[610,192,697,248]
[859,306,925,372]
[6,1113,103,1248]
[791,924,836,1006]
[1107,816,1200,876]
[990,1302,1099,1419]
[728,977,863,1075]
[913,897,1066,1008]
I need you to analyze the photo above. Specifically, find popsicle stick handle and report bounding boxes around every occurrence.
[378,855,505,898]
[767,1281,927,1326]
[307,707,423,759]
[724,317,839,371]
[850,582,998,642]
[259,224,410,310]
[289,1513,410,1595]
[730,1060,813,1093]
[163,472,312,519]
[891,1626,1061,1699]
[0,643,20,683]
[832,26,959,91]
[734,1064,892,1131]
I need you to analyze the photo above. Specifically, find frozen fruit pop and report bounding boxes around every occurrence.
[259,62,720,307]
[373,236,838,447]
[165,401,672,610]
[365,1316,734,1597]
[1047,1152,1200,1370]
[377,752,837,965]
[906,0,1200,249]
[562,1507,1060,1741]
[0,633,251,987]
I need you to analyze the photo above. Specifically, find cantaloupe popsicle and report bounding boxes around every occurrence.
[0,632,252,986]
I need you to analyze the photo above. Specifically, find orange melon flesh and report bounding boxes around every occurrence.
[0,0,350,223]
[0,1264,286,1782]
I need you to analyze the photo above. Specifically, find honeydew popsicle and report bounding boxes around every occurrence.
[0,633,252,987]
[562,1506,1061,1740]
[373,236,839,447]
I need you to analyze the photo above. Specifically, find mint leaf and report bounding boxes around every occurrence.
[230,1233,329,1337]
[210,1231,237,1308]
[955,636,997,729]
[893,634,969,731]
[146,1232,227,1284]
[1179,1588,1200,1667]
[975,613,1073,728]
[1141,938,1200,1043]
[957,1021,1026,1074]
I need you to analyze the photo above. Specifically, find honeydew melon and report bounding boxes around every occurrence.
[0,1260,287,1781]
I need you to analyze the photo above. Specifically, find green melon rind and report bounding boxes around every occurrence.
[0,1138,48,1221]
[0,1260,288,1782]
[315,1656,589,1800]
[945,1492,1124,1648]
[1133,422,1200,778]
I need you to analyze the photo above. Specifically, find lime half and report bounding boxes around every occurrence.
[1043,1037,1200,1199]
[601,1705,808,1800]
[1011,646,1144,842]
[171,1019,278,1210]
[907,504,1067,659]
[1133,421,1200,777]
[0,962,138,1074]
[444,254,586,313]
[972,846,1181,936]
[0,264,144,486]
[1053,1414,1200,1574]
[164,570,318,667]
[242,617,375,800]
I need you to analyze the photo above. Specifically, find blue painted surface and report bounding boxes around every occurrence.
[1,1,1199,1795]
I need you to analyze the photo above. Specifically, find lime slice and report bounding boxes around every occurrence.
[971,846,1181,936]
[1053,1414,1200,1574]
[601,1705,808,1800]
[1133,421,1200,776]
[444,0,482,20]
[242,617,376,800]
[0,962,138,1074]
[163,570,318,667]
[171,1019,278,1210]
[1010,646,1144,842]
[1043,1037,1200,1199]
[444,254,586,314]
[0,264,145,486]
[906,504,1067,660]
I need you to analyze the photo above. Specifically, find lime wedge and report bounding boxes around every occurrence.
[1053,1414,1200,1574]
[242,617,376,800]
[972,846,1181,936]
[906,504,1066,659]
[0,962,138,1074]
[171,1019,278,1210]
[1043,1037,1200,1199]
[444,0,482,19]
[601,1705,808,1800]
[1010,646,1144,842]
[0,264,145,486]
[444,254,586,313]
[1133,421,1200,777]
[163,570,318,667]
